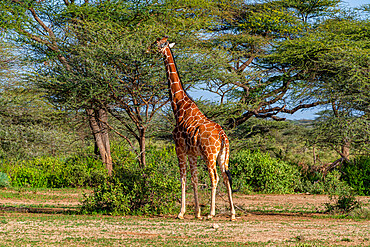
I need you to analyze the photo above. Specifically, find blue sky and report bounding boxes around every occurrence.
[344,0,370,7]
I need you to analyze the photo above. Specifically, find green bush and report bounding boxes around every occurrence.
[298,157,370,197]
[1,156,107,188]
[342,156,370,196]
[297,169,355,195]
[297,170,361,214]
[325,194,360,213]
[229,149,300,193]
[323,171,360,214]
[348,207,370,220]
[81,146,180,216]
[297,179,326,194]
[61,156,107,187]
[12,166,48,188]
[0,172,10,188]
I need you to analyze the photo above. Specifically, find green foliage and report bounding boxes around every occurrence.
[298,169,361,214]
[230,118,307,157]
[348,207,370,220]
[267,16,369,120]
[236,0,306,36]
[325,194,360,214]
[0,172,10,188]
[323,171,360,214]
[298,170,351,195]
[196,0,349,127]
[297,179,326,195]
[81,146,180,216]
[1,156,106,188]
[342,156,370,196]
[310,113,369,158]
[266,15,370,162]
[0,39,81,160]
[1,0,219,167]
[322,171,353,197]
[229,149,300,193]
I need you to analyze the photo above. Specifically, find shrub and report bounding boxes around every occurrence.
[319,170,361,214]
[229,149,300,193]
[61,156,107,187]
[325,194,360,213]
[297,169,354,195]
[342,156,370,196]
[348,207,370,220]
[1,156,107,188]
[0,172,10,188]
[323,170,353,196]
[10,160,50,188]
[81,146,181,216]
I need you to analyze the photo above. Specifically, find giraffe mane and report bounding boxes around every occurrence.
[165,46,196,104]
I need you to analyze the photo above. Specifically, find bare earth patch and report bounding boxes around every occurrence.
[0,188,85,208]
[0,189,369,246]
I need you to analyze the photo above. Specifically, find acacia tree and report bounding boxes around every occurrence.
[192,0,343,128]
[45,21,169,167]
[258,4,369,170]
[32,0,216,167]
[0,0,116,174]
[299,17,370,163]
[0,39,77,159]
[1,0,219,169]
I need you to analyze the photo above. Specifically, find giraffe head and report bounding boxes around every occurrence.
[156,36,175,54]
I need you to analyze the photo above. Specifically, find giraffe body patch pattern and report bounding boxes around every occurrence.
[156,37,236,221]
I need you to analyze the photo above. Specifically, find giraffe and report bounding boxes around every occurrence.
[156,37,236,221]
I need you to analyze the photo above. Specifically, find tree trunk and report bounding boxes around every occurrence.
[341,141,350,161]
[138,127,146,167]
[86,108,113,176]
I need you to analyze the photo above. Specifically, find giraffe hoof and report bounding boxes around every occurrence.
[176,215,184,220]
[195,216,202,220]
[230,215,236,221]
[206,215,213,220]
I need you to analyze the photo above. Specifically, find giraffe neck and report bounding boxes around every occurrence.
[162,46,196,119]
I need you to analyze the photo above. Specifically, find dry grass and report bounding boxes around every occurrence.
[0,188,369,246]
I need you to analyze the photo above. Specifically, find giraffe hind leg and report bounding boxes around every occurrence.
[221,170,236,221]
[218,146,236,221]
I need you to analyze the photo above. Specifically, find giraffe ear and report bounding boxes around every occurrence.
[169,43,175,48]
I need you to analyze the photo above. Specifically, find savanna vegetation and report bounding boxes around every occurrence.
[0,0,369,219]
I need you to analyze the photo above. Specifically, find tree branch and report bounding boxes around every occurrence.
[98,116,138,156]
[237,55,255,73]
[280,101,329,114]
[228,100,329,128]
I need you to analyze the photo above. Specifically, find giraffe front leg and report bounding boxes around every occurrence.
[177,153,187,220]
[177,172,186,220]
[189,156,201,219]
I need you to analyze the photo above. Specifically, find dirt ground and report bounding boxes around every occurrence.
[0,189,369,246]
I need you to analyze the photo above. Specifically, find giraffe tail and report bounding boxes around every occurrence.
[225,170,234,192]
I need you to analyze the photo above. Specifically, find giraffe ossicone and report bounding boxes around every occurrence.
[156,36,236,221]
